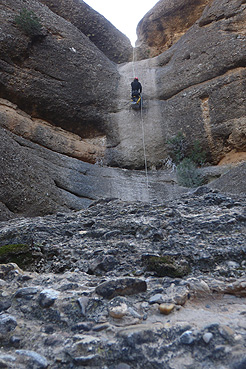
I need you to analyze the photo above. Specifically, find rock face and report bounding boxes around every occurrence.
[0,192,245,368]
[0,124,192,220]
[0,0,119,139]
[39,0,133,63]
[154,0,246,164]
[0,99,106,164]
[110,0,246,168]
[136,0,213,60]
[0,0,245,220]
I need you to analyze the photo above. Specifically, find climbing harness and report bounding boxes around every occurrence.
[131,94,142,109]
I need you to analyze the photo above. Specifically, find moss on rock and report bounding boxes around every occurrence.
[0,244,34,270]
[145,255,190,278]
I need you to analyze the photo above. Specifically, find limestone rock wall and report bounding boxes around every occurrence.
[0,126,190,220]
[154,0,246,163]
[39,0,133,63]
[135,0,213,60]
[0,0,119,139]
[0,99,106,164]
[0,0,245,220]
[110,0,246,167]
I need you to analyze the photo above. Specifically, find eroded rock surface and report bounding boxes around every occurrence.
[0,191,245,368]
[111,0,246,167]
[0,0,119,138]
[136,0,213,59]
[39,0,133,63]
[0,0,245,222]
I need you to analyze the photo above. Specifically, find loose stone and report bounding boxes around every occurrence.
[95,278,147,299]
[38,289,60,308]
[77,296,89,316]
[159,303,175,315]
[0,314,17,335]
[15,287,39,298]
[149,293,164,304]
[109,303,128,319]
[15,350,49,369]
[179,330,195,345]
[203,332,213,343]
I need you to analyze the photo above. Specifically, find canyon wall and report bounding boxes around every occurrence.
[0,0,245,219]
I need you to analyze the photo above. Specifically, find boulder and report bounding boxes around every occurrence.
[39,0,132,63]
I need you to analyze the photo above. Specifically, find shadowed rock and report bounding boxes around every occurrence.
[39,0,133,63]
[95,278,147,299]
[0,0,119,138]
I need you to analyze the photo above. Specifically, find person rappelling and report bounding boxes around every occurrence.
[131,77,142,109]
[131,77,142,97]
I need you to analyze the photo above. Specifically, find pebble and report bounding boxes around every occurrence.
[115,364,131,369]
[219,325,235,341]
[73,355,99,365]
[179,330,195,345]
[203,332,213,343]
[149,293,164,304]
[109,303,128,319]
[77,296,89,316]
[0,299,11,312]
[95,278,147,299]
[71,322,93,332]
[128,307,142,319]
[159,304,175,315]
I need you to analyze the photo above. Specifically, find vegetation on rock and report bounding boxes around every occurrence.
[15,8,43,38]
[145,255,191,278]
[176,158,204,188]
[166,132,207,187]
[0,243,37,270]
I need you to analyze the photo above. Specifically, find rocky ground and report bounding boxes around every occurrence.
[0,187,246,368]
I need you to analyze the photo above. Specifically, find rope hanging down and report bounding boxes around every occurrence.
[132,48,149,198]
[132,47,136,77]
[140,100,149,197]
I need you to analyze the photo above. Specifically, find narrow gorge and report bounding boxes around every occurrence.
[0,0,245,368]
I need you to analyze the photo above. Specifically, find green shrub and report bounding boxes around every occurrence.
[189,140,206,167]
[166,132,188,165]
[176,158,204,188]
[15,8,43,38]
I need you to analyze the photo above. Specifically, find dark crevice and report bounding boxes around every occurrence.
[0,201,15,214]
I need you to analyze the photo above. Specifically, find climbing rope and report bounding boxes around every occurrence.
[132,47,149,199]
[140,98,149,198]
[132,47,136,77]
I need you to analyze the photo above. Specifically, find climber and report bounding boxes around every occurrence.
[131,77,142,109]
[131,77,142,98]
